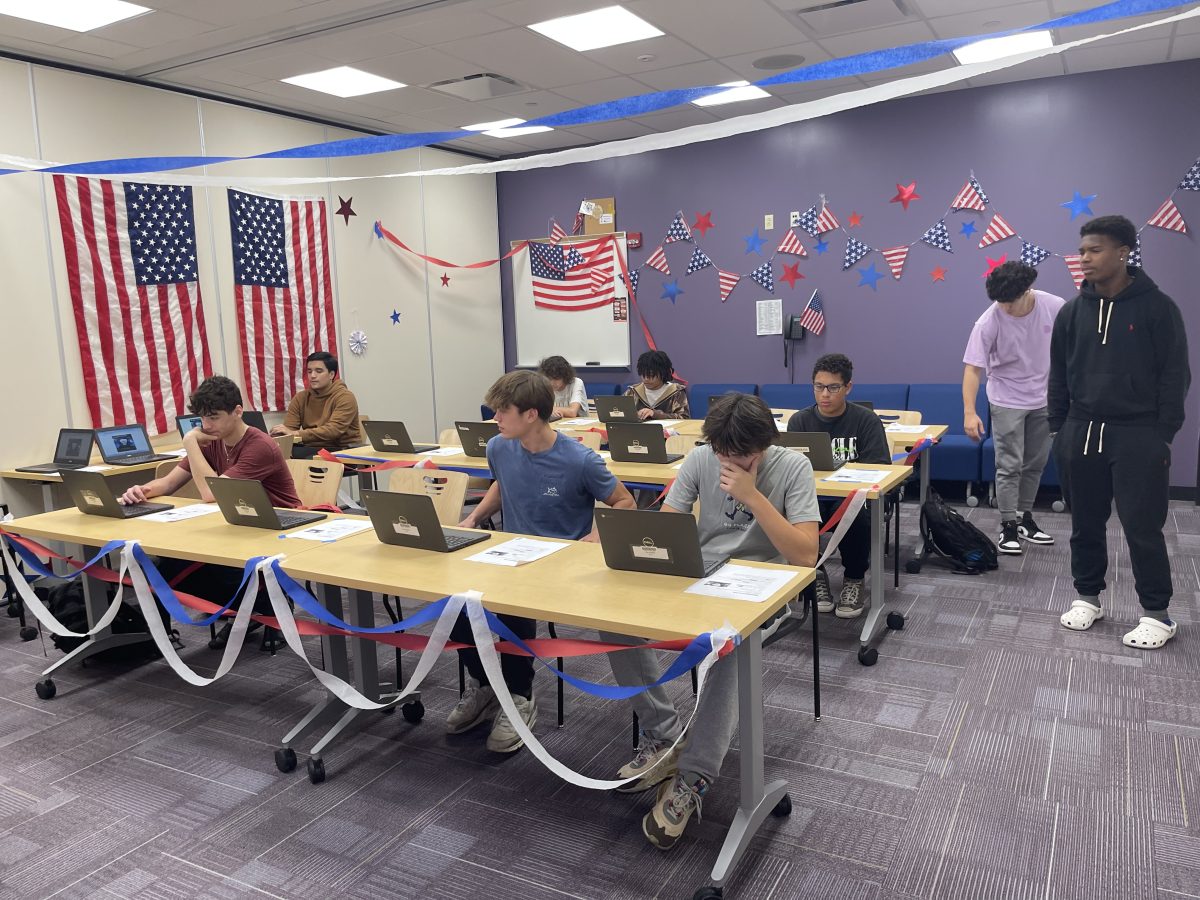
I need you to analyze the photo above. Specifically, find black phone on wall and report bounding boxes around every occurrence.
[786,315,806,340]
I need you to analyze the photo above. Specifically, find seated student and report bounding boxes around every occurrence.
[119,375,301,643]
[786,353,889,619]
[270,351,361,458]
[624,350,690,420]
[538,355,588,421]
[455,371,636,752]
[602,392,819,850]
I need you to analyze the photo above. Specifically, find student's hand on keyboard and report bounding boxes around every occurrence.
[637,408,655,421]
[119,484,148,505]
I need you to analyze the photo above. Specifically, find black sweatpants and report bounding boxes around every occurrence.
[450,610,537,699]
[1054,420,1172,612]
[819,496,871,580]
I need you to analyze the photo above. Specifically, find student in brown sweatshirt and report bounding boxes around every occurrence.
[271,351,361,458]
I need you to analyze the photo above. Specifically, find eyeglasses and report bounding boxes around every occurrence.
[812,382,846,394]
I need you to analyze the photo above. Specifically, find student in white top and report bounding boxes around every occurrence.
[538,355,588,422]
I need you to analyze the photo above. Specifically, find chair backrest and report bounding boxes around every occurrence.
[584,381,623,397]
[563,430,602,451]
[848,383,908,410]
[759,384,810,410]
[385,468,469,526]
[438,427,460,447]
[286,458,345,508]
[481,404,495,420]
[876,409,923,425]
[907,383,981,436]
[272,434,295,458]
[154,459,201,499]
[688,383,758,417]
[358,414,370,444]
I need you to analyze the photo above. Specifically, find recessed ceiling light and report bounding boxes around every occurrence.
[692,81,772,107]
[462,118,527,132]
[637,54,655,62]
[529,5,663,52]
[481,125,554,138]
[281,66,405,98]
[953,30,1053,65]
[0,0,150,32]
[752,53,806,71]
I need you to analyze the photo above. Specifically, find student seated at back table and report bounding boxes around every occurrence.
[787,352,889,620]
[270,351,361,459]
[601,392,819,851]
[119,375,301,644]
[455,370,636,753]
[624,349,690,420]
[538,354,588,421]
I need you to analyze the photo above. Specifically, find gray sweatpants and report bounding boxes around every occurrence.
[600,630,738,784]
[990,404,1051,521]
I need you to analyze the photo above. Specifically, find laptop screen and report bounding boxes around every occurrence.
[177,415,203,438]
[55,430,93,464]
[96,425,152,459]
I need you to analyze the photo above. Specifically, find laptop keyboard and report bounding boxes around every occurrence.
[277,511,319,528]
[701,556,729,577]
[112,453,169,465]
[443,531,478,550]
[122,502,167,517]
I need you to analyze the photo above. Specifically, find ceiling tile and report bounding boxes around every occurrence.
[1055,12,1178,49]
[557,119,655,142]
[584,36,708,74]
[816,21,940,58]
[404,99,514,128]
[92,11,218,46]
[364,47,490,85]
[1062,35,1172,75]
[277,28,420,63]
[633,60,745,91]
[967,53,1064,86]
[767,75,866,102]
[171,0,326,28]
[927,2,1052,41]
[1176,16,1200,36]
[717,41,832,83]
[554,75,653,105]
[794,0,915,36]
[394,9,512,44]
[908,0,1007,18]
[473,89,577,118]
[630,107,718,132]
[1171,32,1200,59]
[631,0,805,57]
[484,0,620,27]
[857,56,956,86]
[54,34,142,62]
[232,52,347,80]
[434,27,619,88]
[701,94,786,119]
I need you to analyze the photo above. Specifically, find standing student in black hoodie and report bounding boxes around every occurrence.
[1050,215,1190,650]
[788,353,890,618]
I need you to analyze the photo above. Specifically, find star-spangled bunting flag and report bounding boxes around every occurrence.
[53,177,213,432]
[816,205,840,233]
[645,245,670,275]
[882,246,909,279]
[1179,158,1200,191]
[978,213,1016,248]
[799,290,825,336]
[749,259,774,293]
[619,269,640,296]
[921,220,953,253]
[685,246,713,275]
[842,237,871,270]
[776,229,808,256]
[1128,236,1142,268]
[228,189,335,413]
[951,176,989,211]
[528,236,617,312]
[717,269,740,302]
[1147,198,1188,233]
[549,220,566,244]
[572,212,585,234]
[664,212,692,244]
[1064,255,1085,290]
[798,204,839,236]
[1019,241,1052,267]
[798,205,822,237]
[564,247,586,270]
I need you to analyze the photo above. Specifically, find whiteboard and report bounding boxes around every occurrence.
[512,234,630,368]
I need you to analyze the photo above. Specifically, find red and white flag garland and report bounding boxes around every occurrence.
[978,213,1016,249]
[645,245,671,276]
[717,269,740,302]
[1146,198,1188,234]
[882,246,909,280]
[776,229,808,256]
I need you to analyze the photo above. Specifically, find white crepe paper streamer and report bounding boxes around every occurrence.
[814,488,869,570]
[1,535,129,638]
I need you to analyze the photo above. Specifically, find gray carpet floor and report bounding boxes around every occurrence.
[1,499,1198,900]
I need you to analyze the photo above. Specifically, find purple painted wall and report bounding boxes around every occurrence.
[497,60,1200,485]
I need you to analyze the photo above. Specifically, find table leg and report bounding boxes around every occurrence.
[857,498,889,658]
[919,446,931,507]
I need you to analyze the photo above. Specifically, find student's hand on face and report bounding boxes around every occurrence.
[637,408,655,421]
[183,428,217,447]
[964,412,985,442]
[118,485,147,505]
[719,455,760,504]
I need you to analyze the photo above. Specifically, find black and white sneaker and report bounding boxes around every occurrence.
[1018,513,1054,545]
[998,520,1022,555]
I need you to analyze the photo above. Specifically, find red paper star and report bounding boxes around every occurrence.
[692,211,714,237]
[440,273,451,286]
[930,266,947,282]
[983,254,1007,277]
[336,196,356,225]
[847,211,863,228]
[780,262,804,289]
[890,182,920,210]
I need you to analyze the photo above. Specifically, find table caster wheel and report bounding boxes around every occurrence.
[771,793,792,817]
[887,612,905,631]
[274,748,297,773]
[401,700,425,724]
[1052,500,1066,513]
[857,646,878,667]
[20,626,38,641]
[988,497,998,508]
[692,888,723,900]
[905,559,922,574]
[966,495,979,508]
[7,603,20,618]
[35,679,56,700]
[307,757,326,784]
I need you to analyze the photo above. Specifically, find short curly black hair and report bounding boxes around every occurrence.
[812,353,853,385]
[537,355,576,385]
[636,349,674,383]
[1080,215,1137,251]
[985,261,1038,303]
[703,393,779,456]
[189,375,243,416]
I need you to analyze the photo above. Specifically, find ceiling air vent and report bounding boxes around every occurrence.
[428,73,525,101]
[793,0,911,37]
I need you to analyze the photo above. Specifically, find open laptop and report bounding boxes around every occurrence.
[607,423,682,464]
[206,477,327,530]
[59,469,171,518]
[241,410,268,433]
[95,424,176,466]
[595,395,639,424]
[851,400,875,411]
[176,414,203,438]
[363,420,437,454]
[595,507,728,578]
[455,421,500,458]
[362,489,490,552]
[16,428,96,474]
[777,431,845,471]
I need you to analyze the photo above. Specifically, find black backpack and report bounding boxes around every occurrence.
[45,580,180,659]
[913,490,998,575]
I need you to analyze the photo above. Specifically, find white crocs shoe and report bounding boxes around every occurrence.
[1060,599,1103,631]
[1122,617,1177,649]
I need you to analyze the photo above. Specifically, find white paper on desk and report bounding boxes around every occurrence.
[79,464,113,472]
[283,518,375,542]
[140,503,221,523]
[466,537,571,567]
[655,419,683,427]
[164,449,188,458]
[597,450,611,459]
[419,447,464,456]
[560,417,599,426]
[776,420,789,431]
[756,298,783,336]
[821,468,893,484]
[686,564,797,603]
[885,424,928,434]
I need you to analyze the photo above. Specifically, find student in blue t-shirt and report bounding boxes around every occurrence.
[454,370,636,753]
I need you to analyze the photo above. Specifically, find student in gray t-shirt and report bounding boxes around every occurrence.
[600,393,819,852]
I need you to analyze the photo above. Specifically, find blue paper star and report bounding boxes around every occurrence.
[661,280,683,304]
[390,309,401,324]
[813,237,830,255]
[959,220,977,237]
[743,229,766,255]
[857,262,885,291]
[1061,190,1097,220]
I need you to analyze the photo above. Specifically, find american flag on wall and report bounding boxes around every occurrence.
[799,290,825,335]
[229,189,336,412]
[529,235,616,311]
[53,176,213,434]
